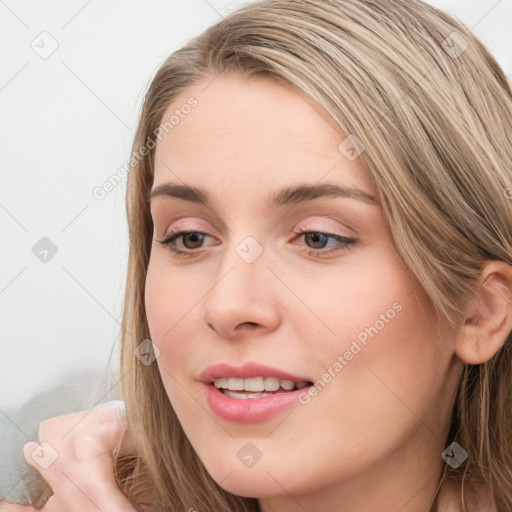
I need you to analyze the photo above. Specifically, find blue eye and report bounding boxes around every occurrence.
[294,231,356,258]
[156,229,356,259]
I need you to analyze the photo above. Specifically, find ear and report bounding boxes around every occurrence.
[455,261,512,365]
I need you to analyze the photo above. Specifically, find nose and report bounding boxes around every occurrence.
[201,240,281,340]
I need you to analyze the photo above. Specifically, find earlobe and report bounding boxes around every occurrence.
[455,262,512,365]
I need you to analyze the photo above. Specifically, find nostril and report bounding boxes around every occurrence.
[236,322,260,330]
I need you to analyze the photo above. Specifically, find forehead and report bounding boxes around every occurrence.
[152,75,373,196]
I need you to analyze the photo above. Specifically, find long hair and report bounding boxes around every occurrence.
[114,1,512,510]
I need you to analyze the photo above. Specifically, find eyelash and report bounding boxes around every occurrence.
[156,227,356,259]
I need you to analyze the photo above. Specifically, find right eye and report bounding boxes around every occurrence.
[156,230,217,257]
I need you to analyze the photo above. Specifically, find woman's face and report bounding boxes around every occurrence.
[145,75,458,510]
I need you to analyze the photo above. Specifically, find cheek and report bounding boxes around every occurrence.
[144,261,203,389]
[292,253,444,422]
[144,261,206,419]
[327,292,443,433]
[286,251,416,361]
[145,259,201,341]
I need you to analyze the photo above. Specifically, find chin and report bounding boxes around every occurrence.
[213,470,285,499]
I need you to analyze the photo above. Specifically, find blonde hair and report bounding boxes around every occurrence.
[114,1,512,510]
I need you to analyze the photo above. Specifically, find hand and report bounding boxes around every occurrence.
[0,400,138,512]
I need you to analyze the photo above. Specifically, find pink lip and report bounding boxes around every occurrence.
[198,362,313,423]
[198,362,311,384]
[203,383,311,423]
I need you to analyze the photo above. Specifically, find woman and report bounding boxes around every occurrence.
[3,0,512,510]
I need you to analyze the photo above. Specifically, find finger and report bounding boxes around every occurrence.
[23,401,137,512]
[71,402,128,463]
[23,440,60,473]
[88,400,126,425]
[23,439,66,496]
[51,465,138,512]
[0,501,36,512]
[31,401,128,469]
[79,400,126,429]
[24,429,119,490]
[80,401,135,461]
[35,400,126,446]
[37,412,88,445]
[22,443,136,512]
[26,401,125,461]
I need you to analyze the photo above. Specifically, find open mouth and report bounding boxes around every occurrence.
[204,374,315,421]
[211,377,313,399]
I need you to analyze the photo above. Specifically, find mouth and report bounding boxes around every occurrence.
[211,376,313,399]
[199,362,315,421]
[204,379,314,422]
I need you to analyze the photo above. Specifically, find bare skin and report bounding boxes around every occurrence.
[5,75,510,512]
[0,401,137,512]
[144,75,511,511]
[1,403,499,511]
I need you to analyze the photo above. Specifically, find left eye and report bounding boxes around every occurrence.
[292,230,356,257]
[156,229,356,258]
[299,231,344,249]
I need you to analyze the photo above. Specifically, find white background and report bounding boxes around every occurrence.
[1,0,511,411]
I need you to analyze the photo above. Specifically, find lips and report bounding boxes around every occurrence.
[197,362,315,422]
[198,362,314,422]
[198,361,312,384]
[202,379,313,422]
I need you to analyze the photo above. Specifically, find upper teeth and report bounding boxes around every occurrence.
[213,377,309,392]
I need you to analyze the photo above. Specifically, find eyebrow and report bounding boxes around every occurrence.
[148,181,378,207]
